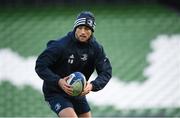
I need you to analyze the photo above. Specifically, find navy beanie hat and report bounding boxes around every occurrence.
[73,11,96,32]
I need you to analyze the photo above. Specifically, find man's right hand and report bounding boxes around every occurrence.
[58,76,73,96]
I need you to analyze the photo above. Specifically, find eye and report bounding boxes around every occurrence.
[77,26,91,31]
[84,26,91,31]
[77,26,83,30]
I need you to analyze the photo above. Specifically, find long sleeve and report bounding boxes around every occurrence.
[90,45,112,91]
[35,40,63,86]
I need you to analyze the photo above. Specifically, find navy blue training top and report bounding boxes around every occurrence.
[35,31,112,99]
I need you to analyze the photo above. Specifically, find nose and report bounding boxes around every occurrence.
[80,28,86,34]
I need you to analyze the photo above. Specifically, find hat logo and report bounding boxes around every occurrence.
[87,19,93,27]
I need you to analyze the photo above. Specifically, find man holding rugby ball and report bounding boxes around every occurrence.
[35,11,112,118]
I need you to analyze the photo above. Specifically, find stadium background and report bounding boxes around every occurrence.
[0,0,180,117]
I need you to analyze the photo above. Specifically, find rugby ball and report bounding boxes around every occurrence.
[67,72,86,96]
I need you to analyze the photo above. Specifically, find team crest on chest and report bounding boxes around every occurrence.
[80,54,88,61]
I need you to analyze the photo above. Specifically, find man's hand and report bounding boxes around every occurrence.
[58,76,73,96]
[81,82,93,96]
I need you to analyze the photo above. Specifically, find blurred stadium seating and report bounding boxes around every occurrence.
[0,4,180,117]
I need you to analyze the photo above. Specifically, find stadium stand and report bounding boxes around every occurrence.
[0,4,180,117]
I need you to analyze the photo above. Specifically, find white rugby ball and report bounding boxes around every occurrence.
[67,72,86,96]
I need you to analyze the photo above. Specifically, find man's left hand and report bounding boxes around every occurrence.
[80,82,93,96]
